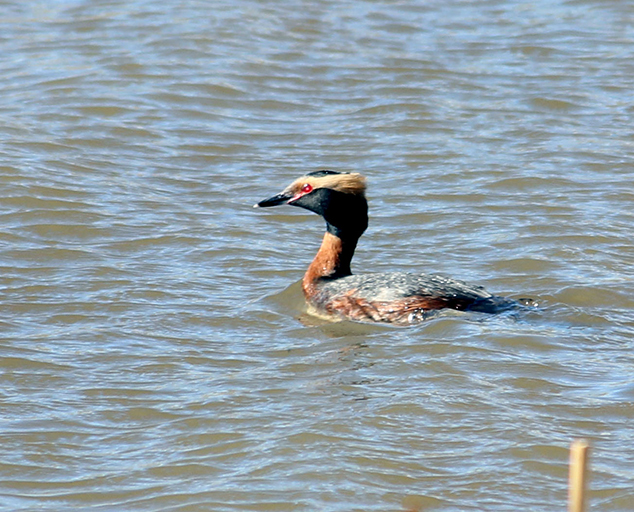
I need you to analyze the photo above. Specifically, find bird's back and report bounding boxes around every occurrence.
[308,272,516,324]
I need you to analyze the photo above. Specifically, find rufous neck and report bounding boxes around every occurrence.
[302,231,358,292]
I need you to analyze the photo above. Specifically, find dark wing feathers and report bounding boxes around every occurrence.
[320,272,492,302]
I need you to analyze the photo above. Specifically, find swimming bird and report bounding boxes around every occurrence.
[255,170,519,325]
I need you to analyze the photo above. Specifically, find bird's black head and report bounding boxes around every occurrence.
[255,170,368,239]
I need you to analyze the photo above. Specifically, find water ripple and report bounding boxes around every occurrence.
[1,0,633,511]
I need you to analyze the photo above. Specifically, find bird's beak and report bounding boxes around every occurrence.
[253,192,293,208]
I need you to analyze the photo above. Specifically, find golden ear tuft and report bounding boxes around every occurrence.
[327,172,366,194]
[295,172,366,195]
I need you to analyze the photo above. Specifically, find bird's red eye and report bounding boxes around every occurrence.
[301,183,313,193]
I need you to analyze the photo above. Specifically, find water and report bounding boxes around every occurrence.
[1,0,633,510]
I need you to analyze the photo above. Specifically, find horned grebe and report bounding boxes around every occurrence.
[255,170,519,325]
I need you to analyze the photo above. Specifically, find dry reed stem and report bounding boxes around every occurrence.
[568,439,590,512]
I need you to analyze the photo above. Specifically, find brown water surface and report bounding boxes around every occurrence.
[1,1,633,511]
